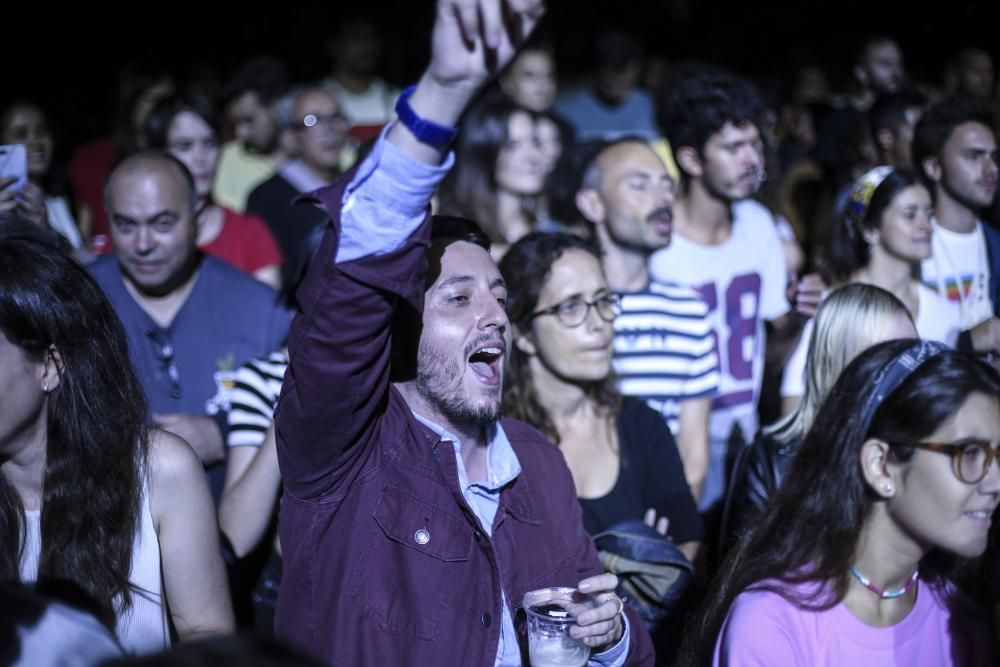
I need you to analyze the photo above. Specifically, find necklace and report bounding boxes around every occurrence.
[849,565,918,599]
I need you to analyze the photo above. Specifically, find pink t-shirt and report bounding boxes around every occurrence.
[713,577,993,666]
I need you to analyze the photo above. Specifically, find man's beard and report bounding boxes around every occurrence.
[415,337,501,433]
[705,170,758,204]
[943,176,991,213]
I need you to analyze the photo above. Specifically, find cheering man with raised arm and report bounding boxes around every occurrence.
[273,1,654,665]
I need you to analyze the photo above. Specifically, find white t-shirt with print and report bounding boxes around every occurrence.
[921,220,993,330]
[649,199,790,445]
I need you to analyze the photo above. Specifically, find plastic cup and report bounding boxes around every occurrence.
[523,587,597,667]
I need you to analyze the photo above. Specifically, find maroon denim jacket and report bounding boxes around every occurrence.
[273,168,654,666]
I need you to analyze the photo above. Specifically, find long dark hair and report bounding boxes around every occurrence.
[0,237,149,629]
[438,95,540,243]
[681,339,1000,665]
[498,232,620,443]
[143,90,222,151]
[824,167,920,284]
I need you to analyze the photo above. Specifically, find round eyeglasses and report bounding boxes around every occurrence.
[891,440,999,484]
[529,294,622,328]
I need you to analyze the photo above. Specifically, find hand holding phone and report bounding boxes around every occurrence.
[0,144,28,193]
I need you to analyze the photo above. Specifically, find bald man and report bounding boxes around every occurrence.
[89,151,292,499]
[574,138,719,516]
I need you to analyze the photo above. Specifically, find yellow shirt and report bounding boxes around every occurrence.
[212,141,277,213]
[651,137,681,183]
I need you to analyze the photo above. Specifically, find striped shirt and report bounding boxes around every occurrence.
[227,350,289,448]
[613,279,720,435]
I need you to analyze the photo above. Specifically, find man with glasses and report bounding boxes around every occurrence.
[90,151,292,499]
[574,137,720,505]
[247,86,349,285]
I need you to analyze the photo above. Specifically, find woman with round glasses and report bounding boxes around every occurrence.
[499,232,702,560]
[680,339,999,666]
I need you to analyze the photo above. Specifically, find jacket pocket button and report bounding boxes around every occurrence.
[414,528,430,545]
[481,613,492,628]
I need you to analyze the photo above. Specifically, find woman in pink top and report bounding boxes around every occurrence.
[144,91,284,290]
[681,339,999,666]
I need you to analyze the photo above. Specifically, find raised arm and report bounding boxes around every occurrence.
[388,0,545,164]
[275,0,545,501]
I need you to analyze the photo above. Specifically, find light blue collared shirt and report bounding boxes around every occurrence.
[412,414,629,667]
[339,124,630,666]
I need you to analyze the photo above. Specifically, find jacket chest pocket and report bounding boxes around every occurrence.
[350,484,473,640]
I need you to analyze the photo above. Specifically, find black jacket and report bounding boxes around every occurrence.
[719,431,797,556]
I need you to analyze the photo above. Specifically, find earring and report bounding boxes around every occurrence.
[42,382,50,394]
[882,482,894,494]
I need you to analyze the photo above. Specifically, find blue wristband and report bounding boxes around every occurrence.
[394,85,459,148]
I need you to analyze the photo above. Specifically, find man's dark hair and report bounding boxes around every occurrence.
[221,56,290,108]
[425,214,491,291]
[144,90,222,150]
[911,94,997,189]
[854,35,897,68]
[593,31,644,70]
[868,88,927,139]
[389,216,492,383]
[429,214,491,253]
[660,65,766,179]
[545,136,653,228]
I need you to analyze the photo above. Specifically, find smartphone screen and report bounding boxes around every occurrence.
[0,144,28,192]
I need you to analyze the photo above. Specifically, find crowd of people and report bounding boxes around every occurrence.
[1,0,999,665]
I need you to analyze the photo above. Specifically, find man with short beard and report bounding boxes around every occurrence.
[845,36,906,113]
[272,1,653,665]
[913,94,1000,359]
[574,137,719,509]
[648,67,801,517]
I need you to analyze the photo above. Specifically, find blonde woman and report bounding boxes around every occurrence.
[722,283,916,551]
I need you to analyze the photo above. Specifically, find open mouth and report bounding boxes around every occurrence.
[468,342,505,386]
[648,209,673,236]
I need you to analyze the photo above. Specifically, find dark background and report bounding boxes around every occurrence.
[7,0,1000,149]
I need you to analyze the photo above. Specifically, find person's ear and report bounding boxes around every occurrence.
[859,437,898,498]
[575,188,605,225]
[513,324,537,356]
[675,146,703,179]
[876,128,895,154]
[41,345,63,395]
[853,64,869,88]
[862,228,880,246]
[922,156,942,184]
